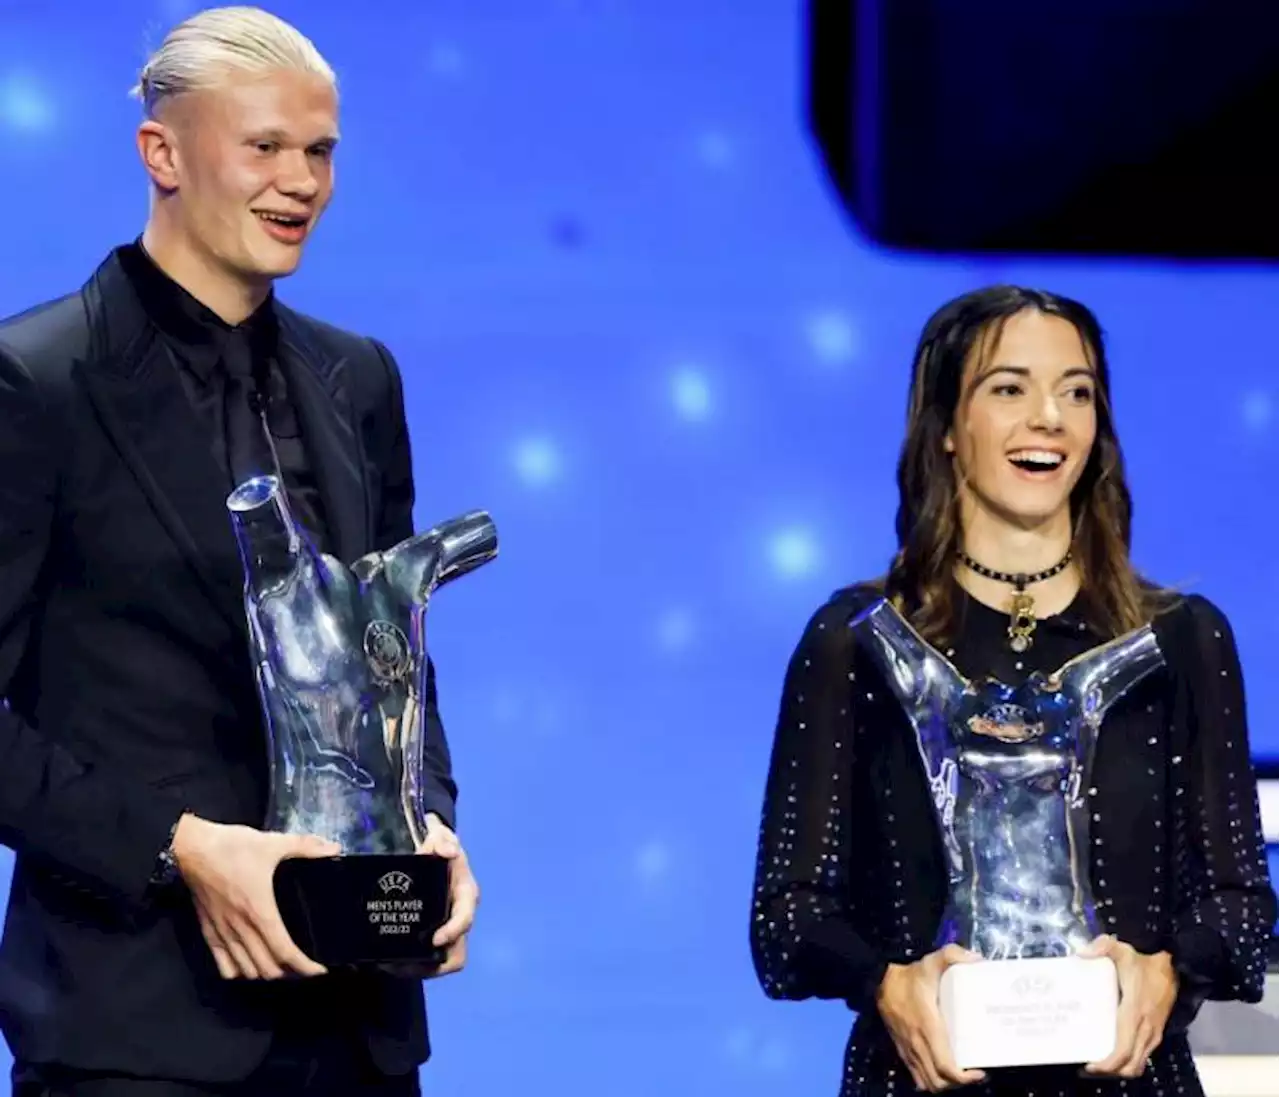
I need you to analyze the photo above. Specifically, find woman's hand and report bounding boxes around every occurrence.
[876,945,988,1092]
[1082,934,1178,1079]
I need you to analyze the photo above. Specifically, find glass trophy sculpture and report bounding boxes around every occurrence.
[227,475,497,967]
[850,598,1165,1069]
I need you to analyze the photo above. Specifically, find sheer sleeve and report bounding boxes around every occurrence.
[750,594,888,1013]
[1166,595,1277,1016]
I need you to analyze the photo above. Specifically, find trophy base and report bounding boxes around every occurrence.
[939,956,1118,1069]
[273,853,451,969]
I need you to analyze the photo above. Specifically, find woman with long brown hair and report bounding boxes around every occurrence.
[750,286,1275,1095]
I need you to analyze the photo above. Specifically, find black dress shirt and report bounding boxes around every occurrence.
[752,581,1276,1096]
[116,241,332,552]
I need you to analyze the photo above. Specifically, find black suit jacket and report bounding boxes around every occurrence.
[0,249,456,1081]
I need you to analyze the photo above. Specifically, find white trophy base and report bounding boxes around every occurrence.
[939,955,1118,1070]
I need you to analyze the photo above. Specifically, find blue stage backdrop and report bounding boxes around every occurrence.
[0,3,1275,1095]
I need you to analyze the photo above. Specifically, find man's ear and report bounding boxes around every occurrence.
[137,119,181,192]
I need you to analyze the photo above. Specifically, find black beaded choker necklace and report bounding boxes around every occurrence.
[958,549,1072,653]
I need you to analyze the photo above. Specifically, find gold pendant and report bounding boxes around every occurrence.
[1008,591,1036,653]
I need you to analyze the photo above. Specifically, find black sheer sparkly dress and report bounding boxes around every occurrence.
[751,582,1276,1097]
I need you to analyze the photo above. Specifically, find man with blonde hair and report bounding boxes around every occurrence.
[0,7,476,1095]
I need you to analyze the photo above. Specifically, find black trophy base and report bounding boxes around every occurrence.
[273,853,451,969]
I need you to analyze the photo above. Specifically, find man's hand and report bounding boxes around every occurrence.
[418,814,478,979]
[876,945,988,1092]
[1083,935,1177,1079]
[171,813,339,981]
[376,815,479,982]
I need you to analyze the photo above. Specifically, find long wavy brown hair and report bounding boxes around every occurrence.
[883,285,1167,645]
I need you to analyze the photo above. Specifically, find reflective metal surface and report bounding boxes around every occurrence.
[228,475,497,854]
[851,598,1164,959]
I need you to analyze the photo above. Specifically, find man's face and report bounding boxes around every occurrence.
[149,68,338,285]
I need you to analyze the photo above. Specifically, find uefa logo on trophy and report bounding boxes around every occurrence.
[227,475,497,967]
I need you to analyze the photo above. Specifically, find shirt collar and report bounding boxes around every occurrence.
[116,238,278,383]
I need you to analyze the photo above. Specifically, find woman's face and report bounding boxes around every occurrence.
[945,309,1099,531]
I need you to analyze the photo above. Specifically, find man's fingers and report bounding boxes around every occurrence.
[437,890,481,942]
[220,928,262,980]
[282,834,342,860]
[206,907,261,979]
[427,957,464,979]
[419,830,461,859]
[424,939,467,980]
[209,907,323,979]
[210,946,238,980]
[432,916,467,948]
[267,916,327,977]
[432,883,477,947]
[197,912,239,980]
[264,837,332,974]
[228,914,286,980]
[431,859,479,947]
[257,910,326,978]
[418,828,476,947]
[419,814,462,858]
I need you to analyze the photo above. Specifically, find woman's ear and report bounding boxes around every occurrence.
[943,431,955,455]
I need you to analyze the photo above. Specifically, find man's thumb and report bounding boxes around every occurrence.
[288,834,342,859]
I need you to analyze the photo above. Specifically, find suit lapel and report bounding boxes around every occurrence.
[77,254,248,636]
[76,255,375,643]
[274,310,372,567]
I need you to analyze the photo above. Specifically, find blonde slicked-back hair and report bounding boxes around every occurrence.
[129,5,336,116]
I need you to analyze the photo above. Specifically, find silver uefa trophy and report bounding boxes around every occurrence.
[227,475,497,966]
[850,598,1165,1069]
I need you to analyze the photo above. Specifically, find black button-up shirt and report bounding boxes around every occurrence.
[117,240,332,553]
